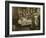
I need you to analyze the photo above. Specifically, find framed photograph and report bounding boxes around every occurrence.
[5,1,45,37]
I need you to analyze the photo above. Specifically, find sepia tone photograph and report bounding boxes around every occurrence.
[5,1,44,37]
[12,7,40,31]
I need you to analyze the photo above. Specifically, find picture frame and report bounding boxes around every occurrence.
[5,1,45,37]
